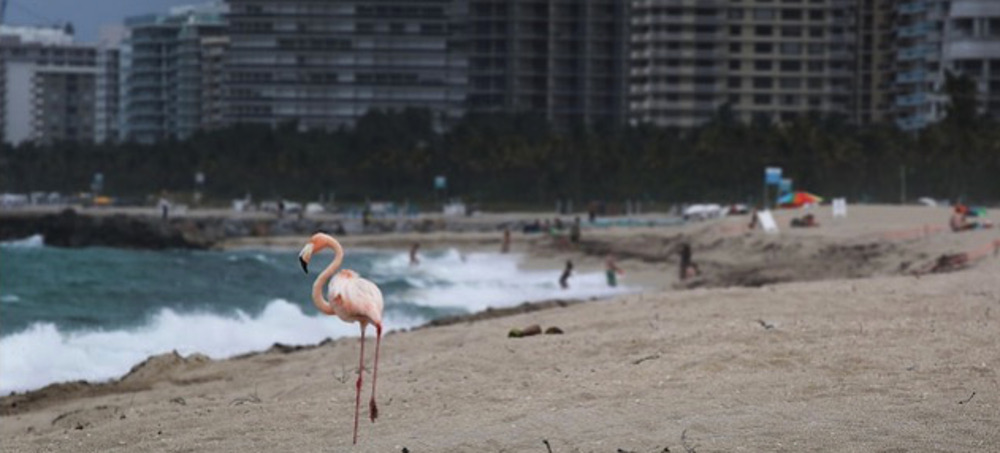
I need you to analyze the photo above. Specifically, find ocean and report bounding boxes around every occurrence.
[0,235,635,395]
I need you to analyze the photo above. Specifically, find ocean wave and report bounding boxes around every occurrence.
[0,234,44,248]
[1,247,639,395]
[382,249,636,313]
[0,299,420,395]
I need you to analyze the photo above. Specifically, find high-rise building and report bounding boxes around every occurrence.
[224,0,467,131]
[629,0,857,128]
[95,44,121,144]
[855,0,895,124]
[466,0,629,128]
[120,3,226,143]
[0,25,108,145]
[891,0,947,130]
[939,0,1000,119]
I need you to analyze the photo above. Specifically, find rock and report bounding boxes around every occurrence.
[509,324,542,338]
[544,327,564,335]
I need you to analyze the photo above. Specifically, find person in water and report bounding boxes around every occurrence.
[605,254,624,287]
[559,260,573,289]
[410,242,421,266]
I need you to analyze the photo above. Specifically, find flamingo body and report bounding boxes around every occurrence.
[329,270,383,326]
[299,233,384,445]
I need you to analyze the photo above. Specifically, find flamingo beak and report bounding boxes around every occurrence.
[298,243,314,274]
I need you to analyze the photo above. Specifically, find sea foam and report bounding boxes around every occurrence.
[0,234,44,248]
[0,300,379,394]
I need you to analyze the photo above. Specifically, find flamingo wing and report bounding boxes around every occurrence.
[341,277,384,325]
[329,271,384,325]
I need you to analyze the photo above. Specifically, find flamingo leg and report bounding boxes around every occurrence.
[369,323,382,422]
[353,323,366,445]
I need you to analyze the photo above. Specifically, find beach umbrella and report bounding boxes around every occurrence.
[777,191,823,208]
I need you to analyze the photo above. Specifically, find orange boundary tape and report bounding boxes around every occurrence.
[876,224,947,241]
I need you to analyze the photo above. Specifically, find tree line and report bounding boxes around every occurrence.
[2,79,998,207]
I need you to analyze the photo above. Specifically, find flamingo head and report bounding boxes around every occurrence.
[299,232,337,274]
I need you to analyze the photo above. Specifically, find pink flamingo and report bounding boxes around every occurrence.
[299,232,384,445]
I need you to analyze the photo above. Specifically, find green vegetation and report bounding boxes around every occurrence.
[2,99,999,206]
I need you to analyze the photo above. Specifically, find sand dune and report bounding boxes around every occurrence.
[3,205,999,452]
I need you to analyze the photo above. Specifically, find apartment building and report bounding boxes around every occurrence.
[892,0,947,130]
[466,0,630,128]
[855,0,895,124]
[120,3,226,143]
[630,0,857,128]
[224,0,467,131]
[940,0,1000,119]
[95,45,121,143]
[0,25,106,145]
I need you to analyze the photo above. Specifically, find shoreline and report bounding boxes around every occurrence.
[0,294,600,416]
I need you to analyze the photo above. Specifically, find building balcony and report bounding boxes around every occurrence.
[896,92,927,107]
[897,1,927,15]
[895,70,928,84]
[943,39,1000,60]
[895,115,928,130]
[898,22,932,38]
[897,45,934,61]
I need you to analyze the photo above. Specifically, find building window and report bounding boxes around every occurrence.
[730,42,742,52]
[779,78,801,89]
[754,60,773,70]
[780,61,801,72]
[753,77,773,88]
[779,42,802,55]
[754,94,771,104]
[729,60,741,70]
[755,25,773,36]
[728,9,744,19]
[781,26,802,37]
[729,77,742,88]
[781,9,802,20]
[753,9,775,20]
[754,42,773,53]
[730,25,742,35]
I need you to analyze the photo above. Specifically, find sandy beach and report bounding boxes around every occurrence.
[2,205,999,452]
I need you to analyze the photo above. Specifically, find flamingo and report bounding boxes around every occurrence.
[298,232,384,445]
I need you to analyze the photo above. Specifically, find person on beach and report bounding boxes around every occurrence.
[678,243,700,280]
[410,242,421,266]
[950,205,993,232]
[790,213,819,228]
[501,227,511,253]
[157,195,170,221]
[748,208,759,230]
[559,260,573,289]
[605,254,624,287]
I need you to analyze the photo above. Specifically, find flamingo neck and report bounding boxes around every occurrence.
[311,235,344,315]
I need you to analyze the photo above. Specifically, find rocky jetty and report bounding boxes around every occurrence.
[0,208,349,249]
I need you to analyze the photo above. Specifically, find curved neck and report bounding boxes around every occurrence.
[312,235,344,315]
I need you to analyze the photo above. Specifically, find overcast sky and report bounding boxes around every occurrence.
[4,0,201,43]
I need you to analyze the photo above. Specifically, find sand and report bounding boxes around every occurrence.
[3,205,999,452]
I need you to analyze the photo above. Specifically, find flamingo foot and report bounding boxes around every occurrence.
[370,399,379,422]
